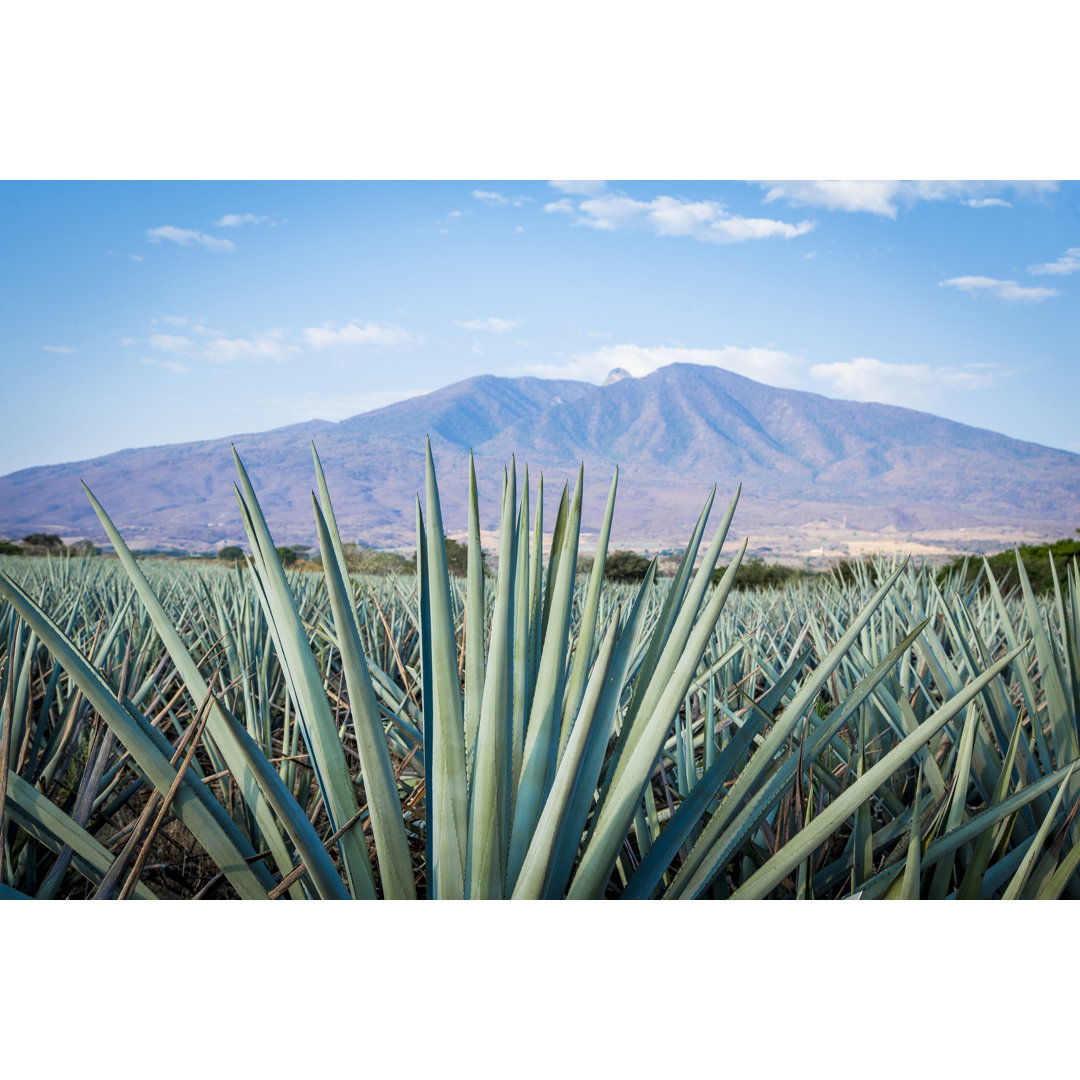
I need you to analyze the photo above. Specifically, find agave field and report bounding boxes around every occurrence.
[1,441,1079,901]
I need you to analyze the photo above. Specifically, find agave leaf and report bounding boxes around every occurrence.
[83,481,346,900]
[313,493,416,899]
[559,467,618,759]
[0,572,274,900]
[512,612,620,899]
[666,560,913,900]
[1001,762,1076,900]
[542,561,658,899]
[665,618,928,901]
[733,643,1028,900]
[4,770,157,899]
[897,771,923,900]
[467,465,517,898]
[956,707,1025,900]
[421,439,469,899]
[464,451,486,771]
[506,466,583,889]
[232,450,374,898]
[619,703,769,900]
[568,536,748,899]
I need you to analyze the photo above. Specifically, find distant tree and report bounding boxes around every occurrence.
[69,539,100,557]
[0,539,22,556]
[22,533,63,548]
[218,545,244,562]
[275,545,310,568]
[605,549,651,583]
[711,557,804,591]
[444,537,486,577]
[341,543,413,576]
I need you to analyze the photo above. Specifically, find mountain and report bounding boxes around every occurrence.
[2,363,1079,554]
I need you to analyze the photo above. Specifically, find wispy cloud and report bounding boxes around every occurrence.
[146,226,234,252]
[755,181,1057,218]
[522,342,1006,412]
[143,325,297,364]
[138,355,190,375]
[151,315,220,335]
[472,190,532,208]
[939,275,1059,302]
[554,193,814,244]
[302,321,419,349]
[548,180,607,195]
[214,213,270,227]
[148,333,194,352]
[1029,246,1080,276]
[203,332,297,364]
[809,356,1001,405]
[129,254,144,261]
[455,316,520,333]
[964,197,1012,209]
[523,344,804,384]
[42,345,77,354]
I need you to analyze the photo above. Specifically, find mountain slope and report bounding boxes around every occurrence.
[2,363,1078,551]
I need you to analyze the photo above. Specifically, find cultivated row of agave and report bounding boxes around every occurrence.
[1,442,1079,899]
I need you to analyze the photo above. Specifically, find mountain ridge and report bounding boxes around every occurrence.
[2,363,1078,553]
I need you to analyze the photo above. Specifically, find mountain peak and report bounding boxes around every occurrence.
[2,361,1079,552]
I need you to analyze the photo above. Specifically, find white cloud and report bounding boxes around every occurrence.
[143,325,296,364]
[548,180,607,195]
[756,181,1057,218]
[964,198,1012,209]
[455,316,520,333]
[544,198,576,214]
[146,226,234,252]
[302,321,419,349]
[939,276,1059,302]
[809,356,1001,405]
[42,345,76,354]
[204,332,298,364]
[119,337,137,347]
[259,388,429,423]
[1029,246,1080,276]
[472,190,531,208]
[129,254,144,261]
[566,194,814,244]
[148,333,194,352]
[514,226,525,234]
[214,213,270,227]
[524,344,804,384]
[138,356,189,375]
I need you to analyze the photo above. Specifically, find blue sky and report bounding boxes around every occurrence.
[1,179,1077,475]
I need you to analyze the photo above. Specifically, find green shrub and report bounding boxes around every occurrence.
[711,557,805,590]
[939,535,1080,594]
[605,549,651,583]
[341,543,413,576]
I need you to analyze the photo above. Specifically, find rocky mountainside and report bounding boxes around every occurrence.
[2,363,1079,553]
